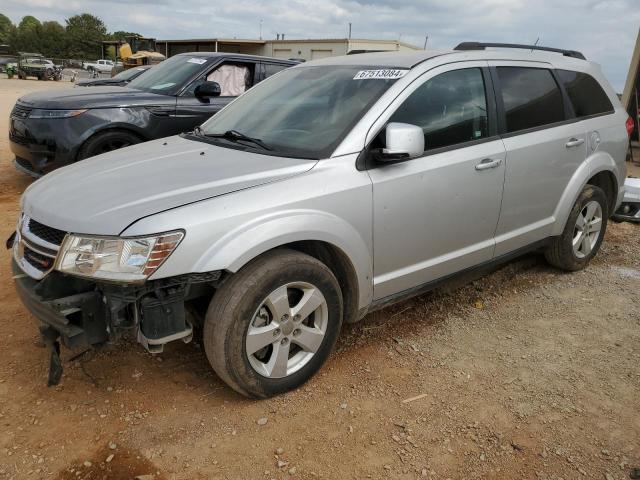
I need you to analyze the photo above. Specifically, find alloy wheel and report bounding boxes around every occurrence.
[246,282,328,378]
[572,200,603,259]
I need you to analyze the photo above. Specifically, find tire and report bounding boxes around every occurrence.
[203,249,343,398]
[77,130,142,160]
[545,185,608,271]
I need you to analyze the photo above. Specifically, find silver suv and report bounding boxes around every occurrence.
[10,42,630,397]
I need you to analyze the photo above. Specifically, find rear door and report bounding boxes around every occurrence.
[490,62,587,256]
[257,62,290,82]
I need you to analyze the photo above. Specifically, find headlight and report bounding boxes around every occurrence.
[29,109,87,119]
[57,231,184,282]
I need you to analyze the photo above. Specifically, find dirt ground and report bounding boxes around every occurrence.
[0,77,639,480]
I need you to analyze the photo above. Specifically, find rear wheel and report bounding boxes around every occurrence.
[203,249,343,398]
[545,185,608,271]
[78,130,142,160]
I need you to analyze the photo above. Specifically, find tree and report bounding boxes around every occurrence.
[18,15,40,31]
[109,30,141,41]
[40,21,67,58]
[0,13,12,44]
[106,45,116,60]
[65,13,107,59]
[15,15,42,53]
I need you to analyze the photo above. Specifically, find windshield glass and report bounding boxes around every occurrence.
[113,67,148,81]
[200,65,403,159]
[128,55,211,95]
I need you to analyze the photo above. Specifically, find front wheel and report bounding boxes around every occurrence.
[545,185,608,271]
[203,249,343,398]
[77,130,141,160]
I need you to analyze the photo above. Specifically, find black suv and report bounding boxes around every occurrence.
[9,53,297,176]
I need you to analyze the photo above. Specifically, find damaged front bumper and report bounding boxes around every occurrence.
[12,257,221,383]
[12,259,220,351]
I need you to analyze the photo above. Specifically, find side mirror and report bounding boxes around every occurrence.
[194,81,221,99]
[379,122,424,162]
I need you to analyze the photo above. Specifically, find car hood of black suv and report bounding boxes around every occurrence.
[74,78,129,87]
[16,86,174,109]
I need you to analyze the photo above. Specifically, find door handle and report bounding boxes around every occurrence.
[565,138,585,148]
[475,158,502,171]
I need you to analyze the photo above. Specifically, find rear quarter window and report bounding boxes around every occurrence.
[263,63,289,79]
[557,70,614,118]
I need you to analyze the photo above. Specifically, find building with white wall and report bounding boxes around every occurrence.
[155,37,421,61]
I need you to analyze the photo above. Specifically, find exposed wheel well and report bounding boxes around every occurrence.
[586,171,617,215]
[281,241,360,324]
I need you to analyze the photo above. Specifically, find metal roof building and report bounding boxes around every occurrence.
[155,37,421,61]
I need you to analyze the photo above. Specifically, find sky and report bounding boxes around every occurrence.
[2,0,639,91]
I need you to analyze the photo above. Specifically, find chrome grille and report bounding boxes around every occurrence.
[13,215,66,280]
[11,104,32,119]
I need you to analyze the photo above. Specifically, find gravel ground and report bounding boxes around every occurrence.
[0,78,638,480]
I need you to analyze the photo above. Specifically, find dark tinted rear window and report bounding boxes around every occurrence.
[497,67,565,133]
[557,70,613,118]
[263,63,288,78]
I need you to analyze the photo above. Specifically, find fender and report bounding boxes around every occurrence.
[193,209,374,309]
[73,111,152,160]
[551,150,619,236]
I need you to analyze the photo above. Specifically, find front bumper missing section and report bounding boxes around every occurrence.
[11,253,222,385]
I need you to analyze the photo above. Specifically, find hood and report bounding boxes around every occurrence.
[75,78,127,87]
[17,86,173,109]
[22,135,316,235]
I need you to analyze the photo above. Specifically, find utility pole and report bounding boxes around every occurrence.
[348,23,352,39]
[423,35,428,49]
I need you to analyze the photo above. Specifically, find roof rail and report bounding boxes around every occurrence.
[453,42,586,60]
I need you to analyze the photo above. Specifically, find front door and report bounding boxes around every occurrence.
[368,64,506,300]
[174,60,257,133]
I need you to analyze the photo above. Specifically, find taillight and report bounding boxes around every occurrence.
[626,116,635,137]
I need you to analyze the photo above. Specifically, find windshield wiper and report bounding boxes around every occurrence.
[203,129,273,151]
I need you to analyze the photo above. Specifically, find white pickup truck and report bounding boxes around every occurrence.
[82,59,115,73]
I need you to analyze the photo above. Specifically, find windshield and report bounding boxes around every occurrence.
[113,67,149,81]
[128,55,211,95]
[200,65,403,159]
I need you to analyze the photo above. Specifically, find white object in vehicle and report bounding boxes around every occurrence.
[613,177,640,222]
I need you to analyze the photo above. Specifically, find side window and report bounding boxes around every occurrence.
[264,63,288,79]
[206,62,255,96]
[389,68,489,151]
[557,70,614,118]
[497,67,565,133]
